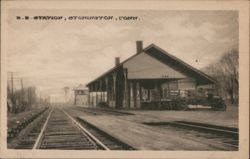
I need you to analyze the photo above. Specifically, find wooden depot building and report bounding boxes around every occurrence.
[86,41,216,109]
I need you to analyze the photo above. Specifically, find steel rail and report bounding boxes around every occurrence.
[145,121,238,149]
[169,121,239,149]
[32,108,53,149]
[61,109,110,150]
[170,121,238,135]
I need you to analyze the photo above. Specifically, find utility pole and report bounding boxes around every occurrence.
[28,87,31,107]
[20,78,24,90]
[74,91,76,105]
[40,92,42,104]
[11,72,14,97]
[20,78,24,101]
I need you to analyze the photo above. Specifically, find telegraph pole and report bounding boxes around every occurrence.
[20,78,24,101]
[20,78,24,90]
[11,72,14,97]
[40,92,42,104]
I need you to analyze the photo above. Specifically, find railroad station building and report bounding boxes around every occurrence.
[86,41,216,109]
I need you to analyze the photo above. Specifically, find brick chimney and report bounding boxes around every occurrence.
[115,57,120,66]
[136,41,143,54]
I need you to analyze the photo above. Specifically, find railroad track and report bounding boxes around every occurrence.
[34,108,109,150]
[13,108,50,149]
[14,107,135,150]
[8,107,48,140]
[143,121,238,150]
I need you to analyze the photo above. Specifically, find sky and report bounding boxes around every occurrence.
[6,10,238,102]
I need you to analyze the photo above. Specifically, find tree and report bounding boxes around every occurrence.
[202,49,238,105]
[63,86,70,103]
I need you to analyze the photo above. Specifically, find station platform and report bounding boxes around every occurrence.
[78,112,235,150]
[82,105,238,128]
[122,107,238,128]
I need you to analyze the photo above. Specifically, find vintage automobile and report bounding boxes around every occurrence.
[141,89,227,111]
[184,89,227,111]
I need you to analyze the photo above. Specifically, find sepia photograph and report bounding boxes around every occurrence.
[1,1,249,159]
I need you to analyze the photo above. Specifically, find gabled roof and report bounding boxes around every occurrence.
[86,43,216,86]
[143,44,217,85]
[86,50,142,86]
[74,84,87,90]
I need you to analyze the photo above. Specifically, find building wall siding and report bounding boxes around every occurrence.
[178,78,196,90]
[123,52,187,79]
[75,95,88,107]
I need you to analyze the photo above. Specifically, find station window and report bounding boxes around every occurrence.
[169,81,178,90]
[161,80,179,99]
[141,87,150,101]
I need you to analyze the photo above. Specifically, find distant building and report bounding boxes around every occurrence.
[73,84,89,107]
[86,41,216,109]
